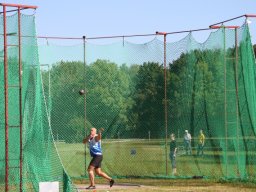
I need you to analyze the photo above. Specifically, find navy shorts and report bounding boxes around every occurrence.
[89,155,103,168]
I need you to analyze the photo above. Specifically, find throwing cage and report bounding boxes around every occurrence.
[1,3,256,191]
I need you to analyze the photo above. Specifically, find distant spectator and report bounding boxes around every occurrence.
[197,129,205,156]
[184,130,192,155]
[169,133,177,175]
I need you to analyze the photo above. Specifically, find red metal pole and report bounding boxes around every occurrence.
[210,25,240,29]
[157,31,168,175]
[0,4,38,191]
[0,3,37,9]
[234,27,240,176]
[245,14,256,18]
[3,4,9,192]
[163,33,168,176]
[18,7,23,192]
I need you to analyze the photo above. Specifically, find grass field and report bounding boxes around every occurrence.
[1,139,255,191]
[56,139,256,180]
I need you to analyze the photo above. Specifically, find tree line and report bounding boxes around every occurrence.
[42,45,256,143]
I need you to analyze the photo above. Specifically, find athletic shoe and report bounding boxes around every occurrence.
[85,185,96,190]
[110,179,115,187]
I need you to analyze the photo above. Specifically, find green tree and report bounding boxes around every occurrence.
[169,49,224,139]
[49,60,85,143]
[130,62,165,138]
[85,60,132,138]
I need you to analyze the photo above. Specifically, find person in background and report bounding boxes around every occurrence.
[170,133,177,175]
[184,130,192,155]
[197,129,205,156]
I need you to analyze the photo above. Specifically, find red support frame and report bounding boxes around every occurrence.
[3,5,8,192]
[245,14,256,18]
[0,3,37,9]
[18,7,23,192]
[209,14,256,28]
[1,3,37,192]
[210,25,240,29]
[156,31,169,176]
[0,8,253,191]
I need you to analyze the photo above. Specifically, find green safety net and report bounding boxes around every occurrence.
[38,23,256,182]
[0,14,76,191]
[1,13,256,191]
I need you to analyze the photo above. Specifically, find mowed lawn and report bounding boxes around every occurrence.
[55,139,256,180]
[1,140,255,191]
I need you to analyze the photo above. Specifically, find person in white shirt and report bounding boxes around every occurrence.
[184,130,192,155]
[83,127,114,190]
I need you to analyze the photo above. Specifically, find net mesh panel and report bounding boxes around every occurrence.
[0,14,76,191]
[37,23,256,183]
[3,10,255,192]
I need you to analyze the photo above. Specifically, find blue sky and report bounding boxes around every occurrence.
[2,0,256,44]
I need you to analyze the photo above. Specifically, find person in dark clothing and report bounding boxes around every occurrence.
[169,133,177,175]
